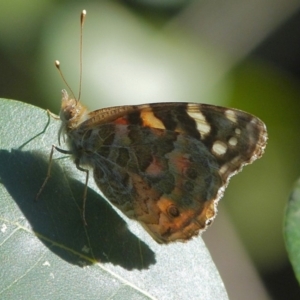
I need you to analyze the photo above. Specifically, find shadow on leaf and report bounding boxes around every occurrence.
[0,149,156,270]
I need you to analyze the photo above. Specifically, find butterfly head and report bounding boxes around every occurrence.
[58,89,88,145]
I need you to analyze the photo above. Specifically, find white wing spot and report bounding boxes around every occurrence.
[229,136,238,146]
[225,110,237,123]
[235,128,241,135]
[212,141,227,156]
[187,107,211,136]
[219,164,229,175]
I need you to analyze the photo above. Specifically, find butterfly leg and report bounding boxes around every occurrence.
[74,158,89,226]
[18,110,55,150]
[36,144,72,200]
[46,108,60,120]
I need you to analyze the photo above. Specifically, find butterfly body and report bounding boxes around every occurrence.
[58,89,267,243]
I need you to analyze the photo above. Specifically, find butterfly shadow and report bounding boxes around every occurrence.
[0,149,156,270]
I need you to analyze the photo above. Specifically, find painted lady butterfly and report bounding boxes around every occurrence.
[38,10,267,244]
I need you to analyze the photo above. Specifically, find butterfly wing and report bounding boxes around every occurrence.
[73,103,267,243]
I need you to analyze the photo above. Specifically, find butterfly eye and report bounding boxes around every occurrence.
[167,205,180,218]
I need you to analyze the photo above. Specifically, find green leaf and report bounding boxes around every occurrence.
[0,99,228,299]
[284,178,300,284]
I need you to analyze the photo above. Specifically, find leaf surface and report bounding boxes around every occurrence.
[0,99,228,299]
[284,178,300,284]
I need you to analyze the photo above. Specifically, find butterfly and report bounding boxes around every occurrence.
[37,10,267,244]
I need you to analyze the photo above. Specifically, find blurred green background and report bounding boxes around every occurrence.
[1,0,300,299]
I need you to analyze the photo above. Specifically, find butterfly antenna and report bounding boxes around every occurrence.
[78,9,86,102]
[54,10,86,102]
[54,60,77,100]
